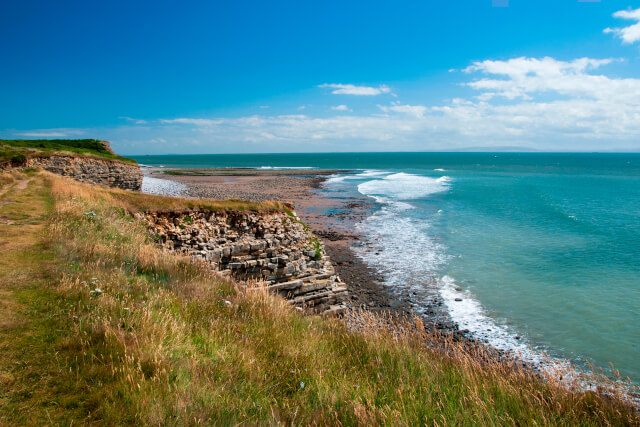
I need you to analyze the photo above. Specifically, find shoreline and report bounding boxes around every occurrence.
[141,166,640,407]
[144,166,460,334]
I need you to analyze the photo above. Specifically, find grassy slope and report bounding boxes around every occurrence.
[106,184,293,214]
[0,170,637,425]
[0,139,137,164]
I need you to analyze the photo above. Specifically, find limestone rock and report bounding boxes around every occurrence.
[25,155,142,190]
[139,209,349,315]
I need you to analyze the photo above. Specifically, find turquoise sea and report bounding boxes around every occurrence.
[133,153,640,383]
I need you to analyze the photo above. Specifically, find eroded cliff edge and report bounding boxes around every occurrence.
[138,209,349,316]
[26,155,142,190]
[0,139,142,190]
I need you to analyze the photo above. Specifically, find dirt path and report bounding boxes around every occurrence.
[14,178,31,190]
[0,176,31,198]
[0,172,56,424]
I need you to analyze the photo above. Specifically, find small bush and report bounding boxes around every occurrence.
[10,154,27,166]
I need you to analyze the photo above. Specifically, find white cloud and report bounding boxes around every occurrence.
[604,8,640,44]
[259,105,270,109]
[8,56,640,153]
[14,129,85,138]
[461,57,634,102]
[151,58,640,151]
[319,83,391,96]
[119,116,148,125]
[159,118,224,126]
[378,104,427,118]
[331,105,351,112]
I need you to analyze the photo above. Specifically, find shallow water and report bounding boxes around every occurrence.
[134,153,640,383]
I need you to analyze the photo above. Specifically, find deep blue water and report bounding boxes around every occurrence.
[134,152,640,383]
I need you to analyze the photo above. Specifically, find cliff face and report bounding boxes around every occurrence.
[139,209,349,316]
[27,155,142,191]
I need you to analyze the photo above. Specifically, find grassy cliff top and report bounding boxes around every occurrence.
[0,169,637,425]
[0,139,137,164]
[111,187,293,214]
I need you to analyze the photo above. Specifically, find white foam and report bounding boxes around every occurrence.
[434,168,446,172]
[358,169,389,177]
[439,276,537,357]
[141,177,187,197]
[257,166,315,170]
[354,186,547,367]
[323,170,390,186]
[350,172,453,315]
[324,174,347,184]
[354,199,449,313]
[350,173,538,360]
[358,172,451,200]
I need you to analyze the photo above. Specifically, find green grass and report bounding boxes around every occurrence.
[0,139,137,164]
[309,236,323,260]
[0,170,638,425]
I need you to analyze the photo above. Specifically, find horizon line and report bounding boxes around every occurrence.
[127,151,640,156]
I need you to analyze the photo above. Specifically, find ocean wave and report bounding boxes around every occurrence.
[257,166,315,170]
[352,172,543,365]
[354,199,449,314]
[439,275,536,357]
[358,172,451,200]
[324,175,346,184]
[358,169,389,177]
[324,169,390,185]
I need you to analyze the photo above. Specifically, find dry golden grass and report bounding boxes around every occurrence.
[51,175,293,214]
[0,171,637,425]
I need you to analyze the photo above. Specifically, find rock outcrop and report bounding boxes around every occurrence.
[27,155,142,190]
[139,209,349,316]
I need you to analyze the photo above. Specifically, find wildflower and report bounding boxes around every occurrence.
[300,381,305,389]
[90,288,103,296]
[224,300,232,306]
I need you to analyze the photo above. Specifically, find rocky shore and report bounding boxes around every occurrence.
[146,168,460,334]
[138,168,640,411]
[138,208,349,316]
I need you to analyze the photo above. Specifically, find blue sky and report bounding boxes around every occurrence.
[2,0,640,153]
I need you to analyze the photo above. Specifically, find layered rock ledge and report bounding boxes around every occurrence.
[26,155,142,190]
[138,209,349,316]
